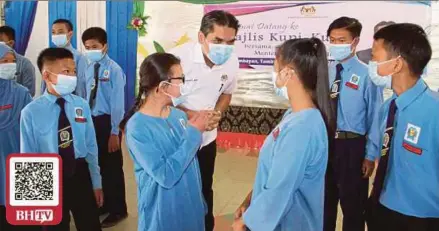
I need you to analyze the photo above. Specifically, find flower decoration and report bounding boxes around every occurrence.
[127,15,149,36]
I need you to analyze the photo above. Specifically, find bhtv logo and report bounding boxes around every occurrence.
[16,209,54,223]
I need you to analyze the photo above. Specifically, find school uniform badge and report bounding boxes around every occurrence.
[0,104,12,111]
[403,123,422,155]
[345,74,360,90]
[100,70,110,82]
[74,107,86,123]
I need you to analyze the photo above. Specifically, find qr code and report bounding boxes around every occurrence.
[14,162,54,201]
[9,156,60,207]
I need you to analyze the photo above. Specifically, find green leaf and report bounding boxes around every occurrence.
[153,41,165,53]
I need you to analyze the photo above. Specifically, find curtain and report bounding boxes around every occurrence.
[48,1,77,48]
[4,1,38,55]
[106,1,137,112]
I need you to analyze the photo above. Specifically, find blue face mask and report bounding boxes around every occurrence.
[368,58,398,89]
[329,43,353,61]
[0,63,17,80]
[85,50,104,62]
[272,71,289,100]
[47,72,77,96]
[52,34,68,47]
[207,43,234,65]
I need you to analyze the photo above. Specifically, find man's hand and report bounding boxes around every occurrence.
[205,110,221,131]
[108,134,120,153]
[362,159,375,178]
[94,189,104,207]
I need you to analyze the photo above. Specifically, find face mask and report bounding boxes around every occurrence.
[368,58,398,89]
[47,72,77,96]
[52,34,68,47]
[207,43,234,65]
[85,50,104,62]
[271,71,289,100]
[162,82,186,107]
[329,43,353,61]
[0,63,17,80]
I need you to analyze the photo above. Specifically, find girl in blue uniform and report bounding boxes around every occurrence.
[119,53,209,231]
[232,38,336,231]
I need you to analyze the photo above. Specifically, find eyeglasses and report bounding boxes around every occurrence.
[168,75,185,84]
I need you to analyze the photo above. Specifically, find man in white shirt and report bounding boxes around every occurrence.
[169,10,240,231]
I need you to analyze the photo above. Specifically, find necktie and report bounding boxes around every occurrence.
[370,99,397,203]
[330,64,343,122]
[89,63,101,109]
[56,98,76,178]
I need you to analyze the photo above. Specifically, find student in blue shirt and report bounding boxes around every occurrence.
[324,17,383,231]
[232,38,335,231]
[81,27,127,227]
[41,19,89,99]
[365,23,439,231]
[0,26,36,97]
[20,48,102,231]
[0,43,36,231]
[120,52,209,231]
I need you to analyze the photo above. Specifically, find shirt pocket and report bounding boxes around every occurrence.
[398,122,430,172]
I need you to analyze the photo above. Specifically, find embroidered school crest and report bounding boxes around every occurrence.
[103,70,110,78]
[179,118,186,130]
[74,107,86,123]
[60,130,70,142]
[345,74,360,90]
[330,80,340,99]
[404,123,421,144]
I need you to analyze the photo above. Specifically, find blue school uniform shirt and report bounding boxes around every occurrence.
[328,56,383,135]
[40,45,89,98]
[20,91,101,189]
[366,79,439,217]
[83,54,125,135]
[15,52,36,97]
[243,108,328,231]
[125,108,206,231]
[0,79,32,205]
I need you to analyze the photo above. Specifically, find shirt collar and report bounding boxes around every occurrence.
[395,78,427,111]
[339,55,359,72]
[193,43,205,64]
[43,90,73,104]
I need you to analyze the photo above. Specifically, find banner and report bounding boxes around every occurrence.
[205,1,431,69]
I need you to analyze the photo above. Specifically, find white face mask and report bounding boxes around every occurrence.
[0,63,17,80]
[368,57,399,89]
[161,81,186,107]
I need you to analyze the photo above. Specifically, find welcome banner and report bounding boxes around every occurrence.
[205,1,431,69]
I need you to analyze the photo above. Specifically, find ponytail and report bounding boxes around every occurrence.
[119,88,145,132]
[310,37,336,138]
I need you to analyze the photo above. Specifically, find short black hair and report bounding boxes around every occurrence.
[37,48,74,73]
[200,10,240,36]
[53,19,74,31]
[81,27,107,45]
[374,23,431,76]
[0,26,15,41]
[327,17,362,38]
[374,21,395,33]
